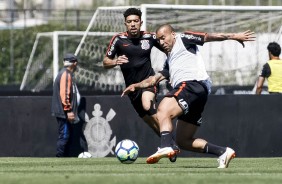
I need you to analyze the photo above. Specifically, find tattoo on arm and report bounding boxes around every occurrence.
[139,77,155,88]
[138,73,163,89]
[206,33,236,42]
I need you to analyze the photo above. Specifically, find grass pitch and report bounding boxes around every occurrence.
[0,157,282,184]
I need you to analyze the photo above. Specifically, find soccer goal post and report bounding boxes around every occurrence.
[20,31,117,92]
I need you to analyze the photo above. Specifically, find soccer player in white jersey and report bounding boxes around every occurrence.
[122,24,255,168]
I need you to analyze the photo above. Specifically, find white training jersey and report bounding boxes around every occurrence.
[160,32,210,88]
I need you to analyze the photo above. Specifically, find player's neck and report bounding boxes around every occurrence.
[127,31,142,38]
[271,56,280,60]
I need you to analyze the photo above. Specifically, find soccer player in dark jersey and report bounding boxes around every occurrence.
[256,42,282,94]
[122,24,255,168]
[103,8,163,137]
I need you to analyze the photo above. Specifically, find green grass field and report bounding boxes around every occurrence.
[1,157,282,184]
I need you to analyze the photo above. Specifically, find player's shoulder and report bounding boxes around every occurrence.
[182,31,205,37]
[268,59,282,64]
[183,30,206,35]
[59,68,72,79]
[113,32,129,39]
[141,31,157,39]
[266,60,273,65]
[180,31,206,42]
[262,62,270,70]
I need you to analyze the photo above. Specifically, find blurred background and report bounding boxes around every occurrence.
[0,0,282,95]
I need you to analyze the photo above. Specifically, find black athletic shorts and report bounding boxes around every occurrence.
[128,85,158,117]
[165,80,209,126]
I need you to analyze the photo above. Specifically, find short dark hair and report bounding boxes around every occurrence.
[123,8,142,20]
[267,42,281,57]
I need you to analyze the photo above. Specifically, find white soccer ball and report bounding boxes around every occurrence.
[78,152,92,158]
[115,139,139,164]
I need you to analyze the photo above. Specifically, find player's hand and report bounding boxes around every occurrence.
[116,55,129,65]
[235,30,255,47]
[121,84,136,97]
[67,112,75,122]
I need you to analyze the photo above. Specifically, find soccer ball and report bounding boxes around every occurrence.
[114,139,139,164]
[78,152,92,158]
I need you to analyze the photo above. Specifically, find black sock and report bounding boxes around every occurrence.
[204,142,226,156]
[160,131,173,148]
[172,129,176,142]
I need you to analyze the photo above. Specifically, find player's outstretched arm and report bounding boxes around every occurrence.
[121,73,165,97]
[204,30,255,47]
[103,55,129,69]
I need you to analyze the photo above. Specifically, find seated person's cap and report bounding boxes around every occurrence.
[64,53,78,62]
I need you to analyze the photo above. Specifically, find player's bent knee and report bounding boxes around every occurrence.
[156,109,171,120]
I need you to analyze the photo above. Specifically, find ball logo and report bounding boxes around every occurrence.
[84,104,116,157]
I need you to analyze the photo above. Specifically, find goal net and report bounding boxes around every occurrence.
[20,31,122,92]
[21,5,282,94]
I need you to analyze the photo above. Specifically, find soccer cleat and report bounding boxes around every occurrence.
[169,145,180,163]
[217,147,236,168]
[146,147,179,164]
[169,154,177,162]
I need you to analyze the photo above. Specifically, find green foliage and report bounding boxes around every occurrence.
[0,23,87,85]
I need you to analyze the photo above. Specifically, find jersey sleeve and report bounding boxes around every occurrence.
[106,34,120,59]
[60,71,72,112]
[182,31,206,46]
[260,63,271,78]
